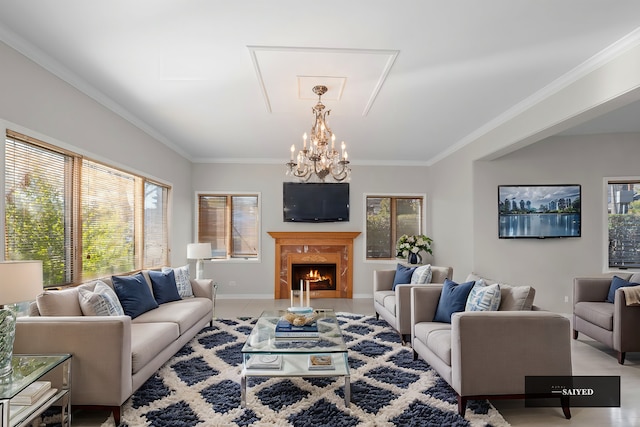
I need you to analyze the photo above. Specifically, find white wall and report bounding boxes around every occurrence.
[0,41,193,266]
[474,133,640,313]
[192,163,430,298]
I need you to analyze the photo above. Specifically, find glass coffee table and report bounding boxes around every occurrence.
[241,309,350,407]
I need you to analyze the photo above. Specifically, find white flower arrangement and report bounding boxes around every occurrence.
[395,234,433,259]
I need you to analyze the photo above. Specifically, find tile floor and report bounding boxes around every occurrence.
[69,298,640,426]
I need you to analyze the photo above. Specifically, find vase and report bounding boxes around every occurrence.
[0,307,17,378]
[408,253,418,264]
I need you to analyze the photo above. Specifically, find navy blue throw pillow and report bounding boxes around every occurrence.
[433,278,475,323]
[392,264,417,291]
[149,269,181,304]
[606,276,639,303]
[112,272,159,318]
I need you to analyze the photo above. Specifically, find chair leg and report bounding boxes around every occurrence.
[457,395,467,416]
[413,350,418,361]
[111,406,121,426]
[561,395,571,419]
[375,313,379,320]
[573,329,578,339]
[617,351,626,364]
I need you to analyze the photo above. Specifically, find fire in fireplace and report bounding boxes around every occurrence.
[291,263,337,291]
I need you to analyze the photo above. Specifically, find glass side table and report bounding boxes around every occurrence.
[0,354,71,427]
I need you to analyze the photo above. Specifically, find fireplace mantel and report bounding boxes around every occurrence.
[268,231,361,299]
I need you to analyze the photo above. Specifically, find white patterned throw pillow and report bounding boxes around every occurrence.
[410,264,432,284]
[78,280,125,316]
[163,265,193,298]
[465,280,501,311]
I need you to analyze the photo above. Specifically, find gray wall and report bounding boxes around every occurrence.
[192,163,430,298]
[432,132,640,314]
[0,41,193,266]
[3,39,640,314]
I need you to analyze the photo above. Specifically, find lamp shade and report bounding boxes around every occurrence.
[0,260,43,305]
[187,243,211,260]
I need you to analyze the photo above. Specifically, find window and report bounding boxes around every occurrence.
[4,130,170,286]
[607,180,640,268]
[366,195,425,260]
[196,193,260,259]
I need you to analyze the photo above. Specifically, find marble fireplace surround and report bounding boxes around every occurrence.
[268,231,360,299]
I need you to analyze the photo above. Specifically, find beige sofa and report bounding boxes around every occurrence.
[14,269,213,425]
[410,274,572,418]
[373,265,453,343]
[573,273,640,364]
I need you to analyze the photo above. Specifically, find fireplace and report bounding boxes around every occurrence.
[268,231,360,299]
[292,263,337,291]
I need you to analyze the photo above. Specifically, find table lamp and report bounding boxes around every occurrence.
[0,260,43,378]
[187,243,211,280]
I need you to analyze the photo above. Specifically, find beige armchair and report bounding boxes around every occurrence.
[373,265,452,343]
[411,284,572,417]
[573,274,640,364]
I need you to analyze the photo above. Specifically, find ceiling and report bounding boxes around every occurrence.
[1,1,640,166]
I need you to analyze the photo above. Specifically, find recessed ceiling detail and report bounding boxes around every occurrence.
[248,46,399,116]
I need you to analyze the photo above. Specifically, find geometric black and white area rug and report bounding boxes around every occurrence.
[101,314,510,427]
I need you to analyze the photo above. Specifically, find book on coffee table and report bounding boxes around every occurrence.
[275,319,319,338]
[10,381,51,405]
[308,354,334,370]
[246,355,282,370]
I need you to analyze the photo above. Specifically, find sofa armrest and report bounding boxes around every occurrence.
[614,288,640,350]
[410,285,443,325]
[573,277,611,304]
[191,278,214,300]
[373,270,395,292]
[451,311,572,396]
[14,316,133,407]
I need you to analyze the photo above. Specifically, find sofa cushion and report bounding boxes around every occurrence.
[426,329,452,366]
[574,301,614,331]
[498,284,535,311]
[465,272,534,311]
[411,264,432,284]
[413,322,451,364]
[148,270,181,304]
[163,265,193,298]
[433,279,475,323]
[133,298,213,335]
[465,281,501,312]
[392,264,416,291]
[36,287,82,316]
[606,275,639,303]
[130,322,179,374]
[112,272,159,319]
[374,290,394,306]
[78,280,125,316]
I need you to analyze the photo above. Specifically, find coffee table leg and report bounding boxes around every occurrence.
[241,374,247,407]
[344,375,350,407]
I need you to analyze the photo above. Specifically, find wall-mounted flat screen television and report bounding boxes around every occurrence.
[498,184,581,238]
[283,182,349,222]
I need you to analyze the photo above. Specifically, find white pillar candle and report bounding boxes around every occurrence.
[300,279,304,307]
[290,287,294,307]
[306,280,311,307]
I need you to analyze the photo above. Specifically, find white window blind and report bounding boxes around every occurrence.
[4,136,73,285]
[4,130,170,286]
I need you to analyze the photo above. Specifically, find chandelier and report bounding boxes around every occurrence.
[286,85,351,182]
